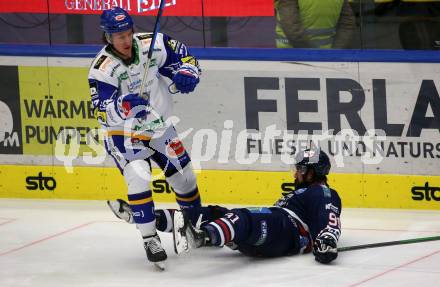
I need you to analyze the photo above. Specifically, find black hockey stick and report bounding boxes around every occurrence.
[139,0,166,98]
[338,235,440,252]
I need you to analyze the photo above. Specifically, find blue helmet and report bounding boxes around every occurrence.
[295,148,331,176]
[100,7,134,34]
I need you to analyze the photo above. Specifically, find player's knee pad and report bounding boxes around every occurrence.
[123,160,151,195]
[166,162,197,195]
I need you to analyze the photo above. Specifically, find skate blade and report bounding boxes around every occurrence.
[174,233,188,255]
[154,261,166,271]
[173,211,188,254]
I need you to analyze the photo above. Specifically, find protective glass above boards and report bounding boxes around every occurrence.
[0,0,439,50]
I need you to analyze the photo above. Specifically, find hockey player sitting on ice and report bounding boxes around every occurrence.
[172,148,342,264]
[88,7,202,269]
[110,148,341,264]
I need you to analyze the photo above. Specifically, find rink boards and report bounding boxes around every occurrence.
[1,164,439,209]
[0,55,439,209]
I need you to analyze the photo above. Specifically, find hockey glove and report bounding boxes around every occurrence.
[172,63,200,94]
[116,93,149,119]
[313,232,338,264]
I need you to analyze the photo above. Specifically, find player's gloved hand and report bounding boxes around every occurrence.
[172,63,200,94]
[313,232,338,264]
[116,93,149,119]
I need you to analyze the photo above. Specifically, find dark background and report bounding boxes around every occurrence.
[0,1,439,49]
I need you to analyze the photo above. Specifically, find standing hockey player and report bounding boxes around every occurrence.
[173,148,342,264]
[88,7,202,269]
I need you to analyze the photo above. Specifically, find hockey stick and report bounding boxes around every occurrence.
[338,235,440,252]
[139,0,166,99]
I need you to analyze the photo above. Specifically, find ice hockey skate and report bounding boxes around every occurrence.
[107,199,134,224]
[173,210,208,255]
[144,234,168,270]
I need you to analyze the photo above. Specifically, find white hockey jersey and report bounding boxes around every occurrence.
[88,32,200,138]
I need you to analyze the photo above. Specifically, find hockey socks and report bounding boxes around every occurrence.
[175,187,201,208]
[203,218,235,247]
[128,190,156,235]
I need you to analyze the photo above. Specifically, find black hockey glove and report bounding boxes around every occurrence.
[313,232,338,264]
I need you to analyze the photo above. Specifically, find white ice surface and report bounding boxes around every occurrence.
[0,199,439,287]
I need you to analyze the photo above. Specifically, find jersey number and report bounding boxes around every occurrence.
[329,212,341,228]
[225,213,240,224]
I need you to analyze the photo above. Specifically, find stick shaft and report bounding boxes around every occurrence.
[338,235,440,252]
[139,0,166,98]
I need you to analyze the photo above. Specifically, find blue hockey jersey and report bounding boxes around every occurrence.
[274,183,342,247]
